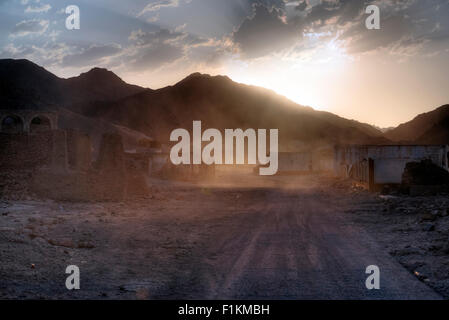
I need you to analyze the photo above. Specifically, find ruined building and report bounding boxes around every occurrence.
[0,110,147,201]
[334,145,449,191]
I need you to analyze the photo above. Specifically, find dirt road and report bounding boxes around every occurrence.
[0,175,442,299]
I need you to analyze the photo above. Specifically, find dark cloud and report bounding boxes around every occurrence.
[128,42,184,70]
[341,15,410,54]
[124,27,212,71]
[129,28,184,46]
[337,0,449,55]
[233,5,300,58]
[302,0,370,28]
[295,0,308,12]
[247,0,286,10]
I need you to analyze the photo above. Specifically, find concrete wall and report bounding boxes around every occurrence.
[335,145,449,185]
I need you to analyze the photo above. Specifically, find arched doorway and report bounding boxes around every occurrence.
[29,116,52,133]
[1,115,24,134]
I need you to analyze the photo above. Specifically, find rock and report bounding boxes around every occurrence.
[422,223,435,232]
[431,210,440,217]
[77,240,95,249]
[420,212,437,222]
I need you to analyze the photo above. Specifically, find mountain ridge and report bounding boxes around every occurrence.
[384,104,449,144]
[4,58,436,149]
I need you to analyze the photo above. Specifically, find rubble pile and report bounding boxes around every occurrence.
[402,159,449,186]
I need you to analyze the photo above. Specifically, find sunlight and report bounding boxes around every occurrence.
[227,40,350,111]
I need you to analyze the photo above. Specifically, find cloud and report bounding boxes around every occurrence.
[295,0,308,12]
[25,3,51,13]
[0,42,72,67]
[125,28,193,70]
[129,28,185,45]
[62,44,122,67]
[0,43,36,58]
[128,42,184,70]
[233,5,300,59]
[10,19,49,37]
[333,0,449,56]
[138,0,180,16]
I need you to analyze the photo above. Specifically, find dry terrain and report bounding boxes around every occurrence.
[0,172,447,299]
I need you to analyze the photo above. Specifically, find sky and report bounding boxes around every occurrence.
[1,0,449,128]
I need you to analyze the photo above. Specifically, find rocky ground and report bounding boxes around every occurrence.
[344,189,449,298]
[0,173,448,299]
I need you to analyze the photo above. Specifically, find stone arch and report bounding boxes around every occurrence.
[1,114,24,134]
[29,115,52,133]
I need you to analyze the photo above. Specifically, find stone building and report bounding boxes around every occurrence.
[0,110,58,134]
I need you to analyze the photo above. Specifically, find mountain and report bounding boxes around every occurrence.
[384,105,449,144]
[0,59,150,149]
[0,59,63,109]
[89,72,387,148]
[0,59,146,111]
[64,68,147,115]
[0,59,388,149]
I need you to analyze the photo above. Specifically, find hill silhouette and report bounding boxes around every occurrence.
[384,105,449,144]
[0,58,393,149]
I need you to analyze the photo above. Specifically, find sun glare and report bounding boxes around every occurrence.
[227,41,350,111]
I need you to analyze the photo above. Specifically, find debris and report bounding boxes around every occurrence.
[402,159,449,186]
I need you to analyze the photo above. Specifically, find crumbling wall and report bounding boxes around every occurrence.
[125,153,150,175]
[1,130,149,201]
[124,153,151,196]
[334,145,449,185]
[0,132,53,169]
[50,129,68,170]
[67,129,92,171]
[32,133,129,201]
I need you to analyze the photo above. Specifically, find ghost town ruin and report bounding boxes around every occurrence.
[334,145,449,193]
[1,108,449,200]
[0,109,217,201]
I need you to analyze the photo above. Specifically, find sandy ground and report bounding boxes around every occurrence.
[0,172,446,299]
